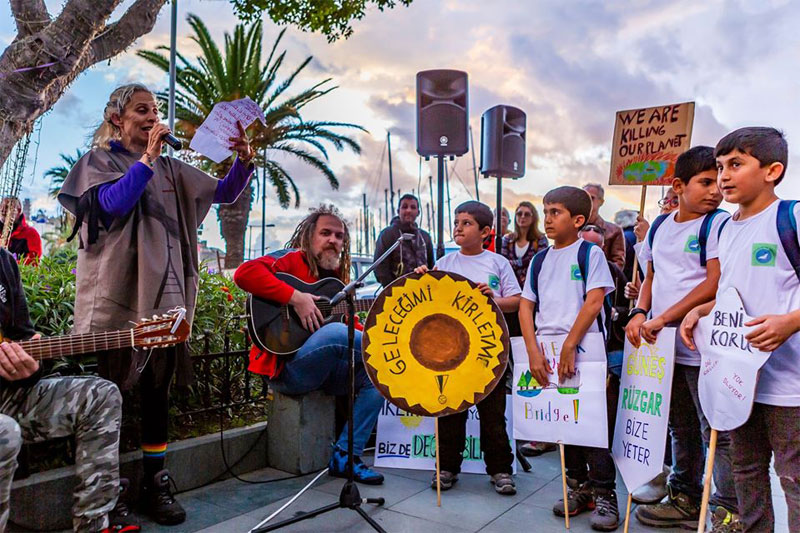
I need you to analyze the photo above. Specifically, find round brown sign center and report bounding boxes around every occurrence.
[409,313,470,371]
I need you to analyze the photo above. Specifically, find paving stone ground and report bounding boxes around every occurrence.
[130,449,789,533]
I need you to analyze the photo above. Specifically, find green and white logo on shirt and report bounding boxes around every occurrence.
[488,274,500,290]
[751,243,777,267]
[570,264,582,281]
[684,234,701,254]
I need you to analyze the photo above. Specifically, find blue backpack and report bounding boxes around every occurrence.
[647,208,727,272]
[716,199,800,281]
[529,240,609,336]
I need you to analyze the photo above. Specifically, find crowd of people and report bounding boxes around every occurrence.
[0,82,796,533]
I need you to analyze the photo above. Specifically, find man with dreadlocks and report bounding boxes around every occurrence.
[234,205,384,485]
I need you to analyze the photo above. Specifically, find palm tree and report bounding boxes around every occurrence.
[138,14,365,267]
[44,149,85,198]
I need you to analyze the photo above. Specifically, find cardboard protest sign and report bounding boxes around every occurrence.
[609,102,695,186]
[694,288,772,431]
[512,334,608,448]
[612,329,676,492]
[374,400,515,474]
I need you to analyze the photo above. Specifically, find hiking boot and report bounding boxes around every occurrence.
[635,485,699,529]
[430,470,458,491]
[107,478,140,532]
[140,469,186,525]
[591,488,620,531]
[632,464,670,504]
[711,506,743,533]
[553,480,594,517]
[520,441,557,457]
[328,446,384,485]
[490,473,516,495]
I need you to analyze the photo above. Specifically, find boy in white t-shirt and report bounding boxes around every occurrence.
[518,186,618,531]
[415,201,521,495]
[683,127,800,532]
[625,146,739,531]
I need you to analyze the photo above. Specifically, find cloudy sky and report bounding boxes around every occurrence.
[2,0,800,257]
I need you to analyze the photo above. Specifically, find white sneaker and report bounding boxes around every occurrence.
[632,464,670,504]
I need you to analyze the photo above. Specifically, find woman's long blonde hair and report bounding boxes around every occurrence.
[91,83,157,150]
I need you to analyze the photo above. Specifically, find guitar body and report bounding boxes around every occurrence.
[247,273,345,355]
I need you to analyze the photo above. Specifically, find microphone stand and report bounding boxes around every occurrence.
[252,234,410,533]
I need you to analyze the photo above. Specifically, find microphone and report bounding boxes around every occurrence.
[163,132,182,151]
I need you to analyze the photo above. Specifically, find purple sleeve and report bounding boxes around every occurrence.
[213,158,254,204]
[97,161,154,222]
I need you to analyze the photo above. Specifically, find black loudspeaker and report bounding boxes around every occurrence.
[416,69,469,157]
[480,105,526,178]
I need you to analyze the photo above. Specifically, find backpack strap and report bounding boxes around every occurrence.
[698,208,727,267]
[777,199,800,282]
[530,246,551,316]
[647,213,670,273]
[717,217,730,239]
[577,241,606,336]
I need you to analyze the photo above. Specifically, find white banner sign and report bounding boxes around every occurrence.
[374,400,515,474]
[612,329,676,492]
[512,334,608,448]
[695,288,772,431]
[189,97,267,163]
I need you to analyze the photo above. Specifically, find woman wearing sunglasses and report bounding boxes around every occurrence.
[500,201,548,287]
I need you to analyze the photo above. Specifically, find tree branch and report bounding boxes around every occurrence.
[9,0,50,36]
[90,0,168,63]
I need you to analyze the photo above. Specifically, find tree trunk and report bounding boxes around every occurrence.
[219,182,253,268]
[0,0,166,168]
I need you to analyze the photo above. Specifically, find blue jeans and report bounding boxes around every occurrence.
[668,364,737,511]
[269,323,383,457]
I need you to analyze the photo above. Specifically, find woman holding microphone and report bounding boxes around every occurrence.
[59,83,254,525]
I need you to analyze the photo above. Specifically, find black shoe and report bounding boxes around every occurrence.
[107,478,141,532]
[141,469,186,525]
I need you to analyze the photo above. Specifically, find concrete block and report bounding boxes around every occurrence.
[267,390,335,474]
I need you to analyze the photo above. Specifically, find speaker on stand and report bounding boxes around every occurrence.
[480,104,526,252]
[416,69,469,259]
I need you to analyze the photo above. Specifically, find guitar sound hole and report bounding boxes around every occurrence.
[409,313,470,372]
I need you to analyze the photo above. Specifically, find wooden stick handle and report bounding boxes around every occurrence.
[435,417,441,507]
[697,429,718,533]
[629,185,648,308]
[559,442,570,530]
[624,493,633,533]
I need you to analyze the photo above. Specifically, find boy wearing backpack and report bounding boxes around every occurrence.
[625,146,739,531]
[682,127,800,532]
[519,186,618,531]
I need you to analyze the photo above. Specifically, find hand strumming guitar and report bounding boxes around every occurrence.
[0,333,41,381]
[289,289,324,332]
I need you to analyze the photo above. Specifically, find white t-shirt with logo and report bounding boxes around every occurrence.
[435,249,521,298]
[640,210,730,365]
[520,239,614,336]
[717,199,800,406]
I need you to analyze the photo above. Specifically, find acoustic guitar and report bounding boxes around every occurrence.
[246,273,375,355]
[5,308,190,363]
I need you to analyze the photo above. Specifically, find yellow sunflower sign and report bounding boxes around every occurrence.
[362,271,509,417]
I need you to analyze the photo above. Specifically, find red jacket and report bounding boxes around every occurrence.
[9,214,41,266]
[233,249,361,378]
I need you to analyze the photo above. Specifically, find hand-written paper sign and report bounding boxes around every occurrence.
[374,400,516,474]
[609,102,695,186]
[695,288,772,431]
[512,334,608,448]
[612,329,676,492]
[189,97,267,163]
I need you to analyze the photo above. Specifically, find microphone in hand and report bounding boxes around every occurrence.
[162,132,182,151]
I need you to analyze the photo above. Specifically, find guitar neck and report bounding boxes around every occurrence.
[22,331,135,361]
[327,299,374,316]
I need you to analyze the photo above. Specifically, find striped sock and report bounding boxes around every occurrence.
[142,443,167,479]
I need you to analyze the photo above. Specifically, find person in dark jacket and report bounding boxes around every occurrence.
[373,194,434,287]
[0,248,131,532]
